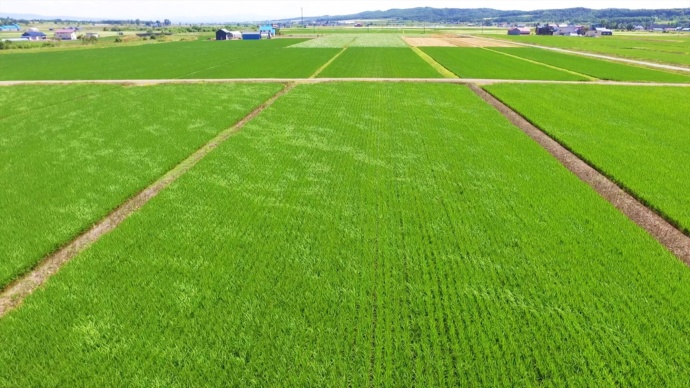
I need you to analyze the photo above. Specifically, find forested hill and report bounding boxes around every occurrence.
[305,7,690,24]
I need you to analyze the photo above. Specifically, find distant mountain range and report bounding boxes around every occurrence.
[293,7,690,24]
[3,7,689,25]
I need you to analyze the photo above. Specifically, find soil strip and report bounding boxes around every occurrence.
[0,83,295,318]
[468,84,690,265]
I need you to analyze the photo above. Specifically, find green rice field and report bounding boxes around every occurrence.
[317,47,442,78]
[496,34,690,67]
[421,47,587,80]
[485,84,690,232]
[2,30,690,386]
[2,83,689,385]
[0,83,283,288]
[0,39,338,80]
[493,47,690,82]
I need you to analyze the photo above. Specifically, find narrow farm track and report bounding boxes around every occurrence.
[0,83,295,318]
[468,84,690,265]
[2,78,690,86]
[464,35,690,73]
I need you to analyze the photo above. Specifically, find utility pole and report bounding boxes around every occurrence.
[301,8,304,28]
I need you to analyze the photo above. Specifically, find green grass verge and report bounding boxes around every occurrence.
[421,47,587,80]
[0,39,338,79]
[1,83,689,385]
[494,47,690,82]
[0,83,283,288]
[485,83,690,232]
[317,47,442,78]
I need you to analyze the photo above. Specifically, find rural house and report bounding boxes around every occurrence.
[554,25,584,36]
[217,29,243,40]
[21,31,47,40]
[54,29,77,40]
[259,25,276,37]
[595,27,613,36]
[216,28,231,40]
[508,27,531,35]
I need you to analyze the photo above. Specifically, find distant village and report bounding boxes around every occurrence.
[1,17,690,43]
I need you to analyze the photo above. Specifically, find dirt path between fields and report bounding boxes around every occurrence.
[0,83,295,319]
[1,78,690,86]
[469,84,690,265]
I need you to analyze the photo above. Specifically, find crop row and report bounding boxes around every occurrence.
[0,83,283,288]
[2,83,689,385]
[317,47,443,78]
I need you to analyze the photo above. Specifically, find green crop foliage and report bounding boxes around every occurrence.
[497,34,690,67]
[0,39,338,80]
[2,83,689,385]
[0,83,283,287]
[485,83,690,232]
[421,47,587,80]
[317,47,442,78]
[494,47,690,82]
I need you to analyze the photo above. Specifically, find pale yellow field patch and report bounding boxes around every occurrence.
[402,36,455,47]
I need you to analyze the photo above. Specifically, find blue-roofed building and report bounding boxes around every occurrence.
[259,25,276,36]
[0,24,22,31]
[21,31,47,40]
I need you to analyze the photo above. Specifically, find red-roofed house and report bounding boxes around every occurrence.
[54,29,77,40]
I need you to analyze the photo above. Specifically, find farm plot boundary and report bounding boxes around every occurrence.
[0,83,295,318]
[470,84,690,263]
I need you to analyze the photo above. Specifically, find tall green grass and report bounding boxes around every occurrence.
[485,83,690,232]
[0,83,283,287]
[2,83,689,385]
[317,47,442,78]
[421,47,587,80]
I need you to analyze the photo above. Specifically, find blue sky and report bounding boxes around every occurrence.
[1,0,688,22]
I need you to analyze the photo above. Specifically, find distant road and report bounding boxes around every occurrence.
[1,78,690,86]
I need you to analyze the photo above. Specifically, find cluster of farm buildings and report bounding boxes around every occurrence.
[508,23,690,36]
[215,25,276,40]
[0,24,98,41]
